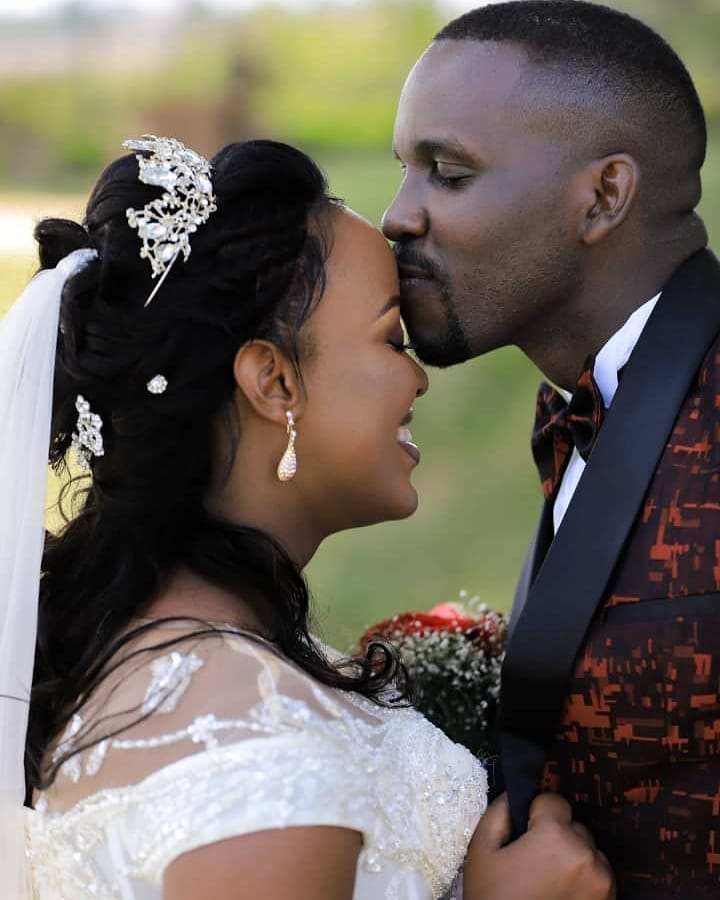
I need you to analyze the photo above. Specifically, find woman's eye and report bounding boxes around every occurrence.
[388,338,412,353]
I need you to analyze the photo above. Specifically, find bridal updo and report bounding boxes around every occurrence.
[26,141,404,794]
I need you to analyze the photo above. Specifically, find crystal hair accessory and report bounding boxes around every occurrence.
[146,374,168,395]
[123,135,217,308]
[71,394,104,470]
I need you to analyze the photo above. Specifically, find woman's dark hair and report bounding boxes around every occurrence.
[26,140,405,797]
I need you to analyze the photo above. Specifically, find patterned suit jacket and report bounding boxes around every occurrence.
[503,249,720,899]
[544,332,720,898]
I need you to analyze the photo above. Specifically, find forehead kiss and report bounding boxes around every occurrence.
[382,39,615,367]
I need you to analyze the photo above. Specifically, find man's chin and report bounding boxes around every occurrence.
[401,283,472,367]
[408,316,474,368]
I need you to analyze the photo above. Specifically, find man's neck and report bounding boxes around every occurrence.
[517,246,704,390]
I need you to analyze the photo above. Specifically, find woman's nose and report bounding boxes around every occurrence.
[414,361,430,399]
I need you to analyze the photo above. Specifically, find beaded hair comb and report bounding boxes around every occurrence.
[123,135,217,307]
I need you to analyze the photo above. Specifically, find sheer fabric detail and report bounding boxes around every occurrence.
[27,624,487,899]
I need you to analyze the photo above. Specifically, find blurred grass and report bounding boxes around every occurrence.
[2,127,718,649]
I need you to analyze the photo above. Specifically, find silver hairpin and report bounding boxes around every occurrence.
[123,135,217,307]
[146,374,168,395]
[71,395,104,470]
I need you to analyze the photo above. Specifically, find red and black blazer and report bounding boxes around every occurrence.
[499,249,720,899]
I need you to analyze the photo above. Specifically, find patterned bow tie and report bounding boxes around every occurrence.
[531,355,605,500]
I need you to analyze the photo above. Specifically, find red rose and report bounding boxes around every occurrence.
[360,605,505,652]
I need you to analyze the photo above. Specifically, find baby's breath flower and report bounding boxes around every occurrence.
[359,597,507,757]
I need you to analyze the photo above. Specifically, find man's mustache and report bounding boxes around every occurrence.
[394,245,444,282]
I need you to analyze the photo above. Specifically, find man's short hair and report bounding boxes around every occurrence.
[435,1,707,174]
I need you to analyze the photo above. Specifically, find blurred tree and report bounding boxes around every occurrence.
[0,0,717,186]
[55,0,104,27]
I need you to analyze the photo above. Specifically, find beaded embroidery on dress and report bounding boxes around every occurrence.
[27,624,487,900]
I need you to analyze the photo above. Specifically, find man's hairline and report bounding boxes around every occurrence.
[421,36,657,165]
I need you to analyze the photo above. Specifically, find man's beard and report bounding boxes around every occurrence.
[408,287,473,368]
[395,243,472,368]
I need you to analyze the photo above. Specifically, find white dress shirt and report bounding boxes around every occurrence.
[553,293,662,532]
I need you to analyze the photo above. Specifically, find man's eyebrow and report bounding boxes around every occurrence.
[377,294,401,318]
[414,138,475,162]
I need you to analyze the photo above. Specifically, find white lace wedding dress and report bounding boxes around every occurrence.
[26,622,487,899]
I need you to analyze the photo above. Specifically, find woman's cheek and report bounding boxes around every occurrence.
[301,353,403,475]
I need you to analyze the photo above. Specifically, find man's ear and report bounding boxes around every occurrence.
[576,153,639,246]
[232,340,305,426]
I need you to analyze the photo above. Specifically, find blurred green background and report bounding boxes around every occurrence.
[1,0,718,649]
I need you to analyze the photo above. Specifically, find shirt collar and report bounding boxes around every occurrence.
[558,293,661,406]
[593,292,661,408]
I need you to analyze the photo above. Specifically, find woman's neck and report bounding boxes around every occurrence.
[138,567,268,632]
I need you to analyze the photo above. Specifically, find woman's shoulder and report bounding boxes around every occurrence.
[30,621,487,897]
[37,623,338,804]
[36,619,486,815]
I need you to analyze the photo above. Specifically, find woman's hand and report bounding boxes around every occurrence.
[464,793,615,900]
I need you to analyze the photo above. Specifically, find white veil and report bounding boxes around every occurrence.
[0,248,98,898]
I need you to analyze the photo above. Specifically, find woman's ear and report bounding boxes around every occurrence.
[232,340,305,426]
[576,153,639,246]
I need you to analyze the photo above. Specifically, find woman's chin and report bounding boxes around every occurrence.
[330,480,420,532]
[399,485,420,519]
[377,482,420,523]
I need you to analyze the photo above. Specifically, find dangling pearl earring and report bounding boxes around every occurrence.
[277,411,297,482]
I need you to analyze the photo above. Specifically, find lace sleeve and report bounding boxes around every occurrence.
[104,720,375,882]
[38,625,383,884]
[33,623,487,899]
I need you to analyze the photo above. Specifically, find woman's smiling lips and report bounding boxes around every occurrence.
[397,410,420,464]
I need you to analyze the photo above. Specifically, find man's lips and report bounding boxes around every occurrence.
[398,264,433,281]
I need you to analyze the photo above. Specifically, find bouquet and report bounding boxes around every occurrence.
[360,593,507,758]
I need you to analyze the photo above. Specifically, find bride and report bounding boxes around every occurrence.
[1,136,614,899]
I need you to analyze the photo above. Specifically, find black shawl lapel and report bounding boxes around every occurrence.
[508,500,553,636]
[499,248,720,836]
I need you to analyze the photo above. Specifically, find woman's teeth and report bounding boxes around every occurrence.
[397,425,421,464]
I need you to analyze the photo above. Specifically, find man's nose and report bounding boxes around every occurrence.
[381,182,428,242]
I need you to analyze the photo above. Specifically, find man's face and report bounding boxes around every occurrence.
[383,40,583,367]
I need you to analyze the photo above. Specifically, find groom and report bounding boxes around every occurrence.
[383,2,719,897]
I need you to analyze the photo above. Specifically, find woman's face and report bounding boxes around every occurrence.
[296,208,429,532]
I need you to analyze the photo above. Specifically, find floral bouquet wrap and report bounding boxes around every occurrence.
[360,594,507,758]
